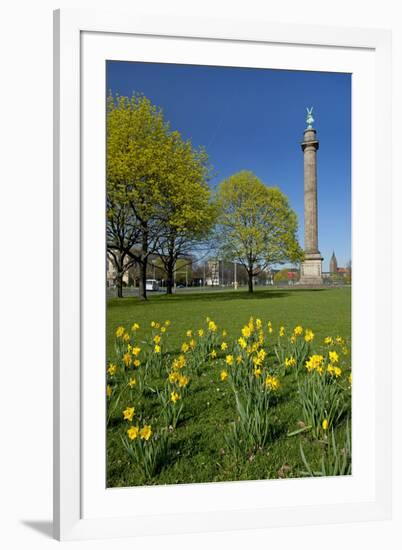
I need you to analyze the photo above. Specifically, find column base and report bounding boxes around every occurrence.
[299,253,323,285]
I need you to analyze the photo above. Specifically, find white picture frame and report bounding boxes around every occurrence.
[53,8,392,541]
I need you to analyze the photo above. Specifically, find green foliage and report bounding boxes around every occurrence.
[107,93,169,217]
[298,365,348,439]
[300,420,352,477]
[274,268,299,283]
[106,92,216,297]
[225,384,274,457]
[121,429,169,481]
[216,171,303,292]
[156,385,184,430]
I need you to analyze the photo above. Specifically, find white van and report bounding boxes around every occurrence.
[146,279,159,291]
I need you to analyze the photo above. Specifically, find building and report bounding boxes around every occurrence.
[107,251,193,288]
[329,251,338,274]
[205,258,220,286]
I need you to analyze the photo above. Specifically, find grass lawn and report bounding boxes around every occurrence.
[106,286,351,487]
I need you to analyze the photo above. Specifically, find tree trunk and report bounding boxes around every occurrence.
[166,274,173,295]
[138,261,147,300]
[138,222,149,301]
[116,271,123,298]
[165,238,176,295]
[247,271,254,293]
[165,258,175,295]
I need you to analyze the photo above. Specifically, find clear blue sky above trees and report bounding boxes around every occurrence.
[107,61,351,271]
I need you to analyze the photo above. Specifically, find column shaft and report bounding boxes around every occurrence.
[304,144,319,254]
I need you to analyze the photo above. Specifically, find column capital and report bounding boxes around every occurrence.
[301,139,319,152]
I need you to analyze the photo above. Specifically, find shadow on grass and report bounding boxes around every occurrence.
[108,288,330,308]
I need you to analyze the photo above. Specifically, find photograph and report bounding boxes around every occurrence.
[105,61,352,488]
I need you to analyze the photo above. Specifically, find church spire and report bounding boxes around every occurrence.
[329,251,338,274]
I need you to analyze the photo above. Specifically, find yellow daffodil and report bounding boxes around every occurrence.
[132,347,141,356]
[336,336,344,344]
[153,334,161,344]
[238,337,247,349]
[164,320,171,326]
[140,425,152,441]
[168,371,179,383]
[181,342,189,353]
[189,339,196,349]
[329,350,339,364]
[304,329,314,342]
[322,419,329,430]
[279,326,285,337]
[285,357,296,368]
[115,326,125,338]
[198,329,204,337]
[131,322,140,332]
[222,330,227,337]
[122,333,130,343]
[265,375,280,391]
[324,336,333,345]
[123,352,132,367]
[186,330,192,337]
[133,359,140,368]
[170,391,180,404]
[150,321,156,328]
[172,355,186,370]
[290,335,296,344]
[161,326,166,333]
[334,366,342,377]
[236,355,242,364]
[208,321,217,332]
[123,406,135,422]
[221,342,228,351]
[293,325,303,336]
[256,318,262,329]
[127,425,139,440]
[305,354,324,372]
[253,368,262,378]
[178,375,189,388]
[220,370,228,381]
[128,377,136,388]
[241,325,251,338]
[327,364,335,375]
[225,355,234,366]
[154,344,161,354]
[107,363,117,376]
[210,349,217,359]
[106,384,112,397]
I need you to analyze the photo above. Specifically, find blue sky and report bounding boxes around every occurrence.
[107,61,351,271]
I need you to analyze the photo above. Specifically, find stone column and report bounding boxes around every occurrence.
[299,127,323,284]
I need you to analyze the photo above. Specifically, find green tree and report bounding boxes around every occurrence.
[107,92,216,298]
[216,171,303,293]
[107,93,174,300]
[155,132,216,294]
[273,267,299,284]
